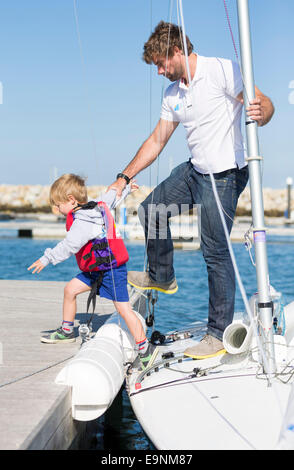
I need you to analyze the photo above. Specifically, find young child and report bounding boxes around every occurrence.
[28,173,158,370]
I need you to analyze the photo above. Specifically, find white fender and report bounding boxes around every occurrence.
[55,310,146,421]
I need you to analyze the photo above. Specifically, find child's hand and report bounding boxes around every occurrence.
[130,179,139,192]
[28,259,46,274]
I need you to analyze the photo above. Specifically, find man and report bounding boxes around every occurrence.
[109,21,274,359]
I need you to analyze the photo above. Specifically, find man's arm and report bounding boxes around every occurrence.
[237,86,275,127]
[109,118,179,196]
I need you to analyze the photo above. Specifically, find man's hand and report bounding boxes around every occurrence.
[246,97,265,126]
[107,178,139,198]
[107,178,127,198]
[28,259,45,274]
[237,86,274,127]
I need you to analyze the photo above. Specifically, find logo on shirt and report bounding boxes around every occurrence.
[174,104,180,111]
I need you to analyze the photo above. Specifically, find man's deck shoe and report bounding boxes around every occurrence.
[128,271,178,294]
[184,334,226,359]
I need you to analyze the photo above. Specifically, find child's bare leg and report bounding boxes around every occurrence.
[114,300,159,369]
[40,278,91,344]
[113,301,146,343]
[63,278,91,323]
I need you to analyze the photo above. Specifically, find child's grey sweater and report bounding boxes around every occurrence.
[40,187,130,268]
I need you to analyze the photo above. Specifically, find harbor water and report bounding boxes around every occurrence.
[1,231,294,449]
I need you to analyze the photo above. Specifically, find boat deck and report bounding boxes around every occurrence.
[127,325,294,450]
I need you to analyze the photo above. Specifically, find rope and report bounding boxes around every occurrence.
[177,0,284,416]
[97,205,129,365]
[0,355,75,390]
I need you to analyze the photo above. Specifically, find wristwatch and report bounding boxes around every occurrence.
[116,173,130,185]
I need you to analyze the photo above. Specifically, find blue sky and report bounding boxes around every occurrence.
[0,0,293,188]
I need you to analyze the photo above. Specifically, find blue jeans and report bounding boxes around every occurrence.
[139,160,249,340]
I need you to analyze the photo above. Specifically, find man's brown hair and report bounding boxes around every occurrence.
[143,21,193,64]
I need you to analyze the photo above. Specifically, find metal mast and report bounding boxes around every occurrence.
[236,0,276,375]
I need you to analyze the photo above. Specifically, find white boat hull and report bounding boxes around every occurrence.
[128,357,290,450]
[127,302,294,450]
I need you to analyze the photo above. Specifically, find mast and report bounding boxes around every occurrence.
[236,0,276,375]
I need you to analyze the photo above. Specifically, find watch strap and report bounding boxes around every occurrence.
[116,173,131,185]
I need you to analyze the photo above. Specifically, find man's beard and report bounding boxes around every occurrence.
[166,73,176,82]
[165,66,184,82]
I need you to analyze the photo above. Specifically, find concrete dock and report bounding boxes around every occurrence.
[0,280,121,450]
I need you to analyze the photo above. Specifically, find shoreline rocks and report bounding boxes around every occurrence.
[0,184,291,217]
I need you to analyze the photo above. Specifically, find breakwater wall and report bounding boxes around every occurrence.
[0,184,290,217]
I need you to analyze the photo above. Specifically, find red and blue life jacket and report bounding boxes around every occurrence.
[66,200,129,272]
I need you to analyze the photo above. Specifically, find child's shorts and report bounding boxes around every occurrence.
[76,264,129,302]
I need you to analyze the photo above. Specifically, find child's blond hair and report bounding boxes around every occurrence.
[49,174,88,206]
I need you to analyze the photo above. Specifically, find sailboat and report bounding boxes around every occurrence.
[124,0,294,450]
[56,0,294,450]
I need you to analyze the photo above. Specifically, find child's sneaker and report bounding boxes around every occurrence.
[133,343,159,371]
[40,327,75,344]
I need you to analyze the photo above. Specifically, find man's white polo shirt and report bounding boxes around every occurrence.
[160,54,246,174]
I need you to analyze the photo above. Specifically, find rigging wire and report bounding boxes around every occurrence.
[72,1,131,365]
[72,0,99,174]
[148,0,153,188]
[177,0,283,415]
[143,0,174,273]
[136,0,174,338]
[222,0,264,179]
[72,0,175,352]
